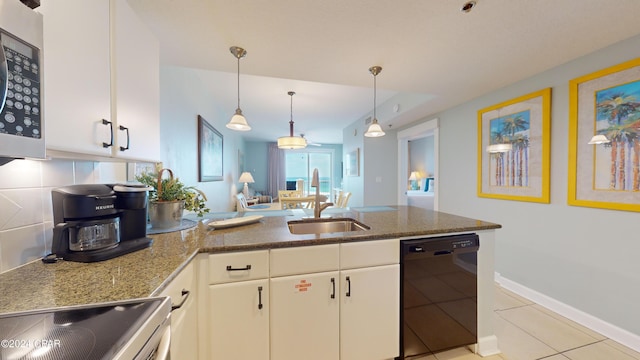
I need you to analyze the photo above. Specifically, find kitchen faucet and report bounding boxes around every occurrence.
[311,168,333,218]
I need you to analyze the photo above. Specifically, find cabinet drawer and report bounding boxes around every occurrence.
[270,244,339,277]
[209,250,269,284]
[340,239,399,269]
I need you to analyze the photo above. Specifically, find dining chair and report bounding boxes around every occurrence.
[336,192,352,208]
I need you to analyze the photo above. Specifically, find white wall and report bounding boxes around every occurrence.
[343,116,399,207]
[159,66,246,212]
[398,34,640,339]
[342,120,365,207]
[363,129,398,206]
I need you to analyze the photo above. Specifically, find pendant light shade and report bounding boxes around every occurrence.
[588,134,610,145]
[226,46,251,131]
[486,143,513,153]
[277,91,307,150]
[365,65,386,138]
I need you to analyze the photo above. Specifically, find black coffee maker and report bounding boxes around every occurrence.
[46,184,153,263]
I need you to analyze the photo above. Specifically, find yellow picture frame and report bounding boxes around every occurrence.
[477,88,551,203]
[568,58,640,212]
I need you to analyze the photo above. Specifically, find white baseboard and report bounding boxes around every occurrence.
[495,273,640,353]
[473,335,500,357]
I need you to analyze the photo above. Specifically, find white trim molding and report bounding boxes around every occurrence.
[496,273,640,353]
[474,335,500,357]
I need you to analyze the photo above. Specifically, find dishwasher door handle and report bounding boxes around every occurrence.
[433,250,453,256]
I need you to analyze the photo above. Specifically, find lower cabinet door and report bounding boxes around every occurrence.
[209,279,269,360]
[270,271,340,360]
[340,264,400,360]
[170,290,198,359]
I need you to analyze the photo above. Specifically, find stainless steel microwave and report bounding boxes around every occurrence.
[0,0,44,165]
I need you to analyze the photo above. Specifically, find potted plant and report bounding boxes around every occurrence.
[136,167,209,229]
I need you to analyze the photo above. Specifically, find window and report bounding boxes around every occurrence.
[285,150,333,197]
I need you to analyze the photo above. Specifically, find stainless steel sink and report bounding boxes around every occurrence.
[287,218,370,235]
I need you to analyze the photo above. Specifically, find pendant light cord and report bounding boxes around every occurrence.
[373,73,377,120]
[237,57,241,109]
[289,92,295,136]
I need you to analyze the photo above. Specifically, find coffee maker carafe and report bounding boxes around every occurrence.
[46,184,152,263]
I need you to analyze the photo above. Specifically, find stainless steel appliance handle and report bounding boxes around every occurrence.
[0,39,7,114]
[155,326,171,360]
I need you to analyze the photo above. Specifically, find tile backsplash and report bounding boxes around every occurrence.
[0,159,127,273]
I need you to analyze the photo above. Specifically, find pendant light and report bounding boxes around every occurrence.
[588,134,610,145]
[277,91,307,149]
[226,46,251,131]
[364,65,386,137]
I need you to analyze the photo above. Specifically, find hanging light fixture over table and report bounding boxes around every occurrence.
[364,65,386,138]
[277,91,307,149]
[226,46,251,131]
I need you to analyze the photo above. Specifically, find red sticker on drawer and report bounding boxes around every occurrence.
[295,279,312,293]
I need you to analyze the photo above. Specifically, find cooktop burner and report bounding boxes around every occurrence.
[0,298,167,360]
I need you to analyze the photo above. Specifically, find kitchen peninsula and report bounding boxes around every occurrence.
[0,206,501,358]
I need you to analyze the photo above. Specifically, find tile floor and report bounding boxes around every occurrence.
[411,284,640,360]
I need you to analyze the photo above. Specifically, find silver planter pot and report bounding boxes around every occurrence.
[148,200,185,229]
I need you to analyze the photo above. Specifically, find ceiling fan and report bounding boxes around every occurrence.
[300,134,321,146]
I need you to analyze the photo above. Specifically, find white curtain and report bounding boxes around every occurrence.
[267,143,286,198]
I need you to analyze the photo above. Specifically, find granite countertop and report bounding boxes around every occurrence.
[0,206,500,314]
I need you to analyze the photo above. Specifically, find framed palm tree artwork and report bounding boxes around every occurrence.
[568,58,640,212]
[477,88,551,203]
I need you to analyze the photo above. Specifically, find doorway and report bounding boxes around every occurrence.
[397,118,439,210]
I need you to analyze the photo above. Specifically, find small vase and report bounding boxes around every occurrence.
[148,200,185,229]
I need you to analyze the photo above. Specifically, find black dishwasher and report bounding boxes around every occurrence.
[399,233,479,359]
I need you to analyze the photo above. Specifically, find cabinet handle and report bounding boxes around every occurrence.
[118,125,130,151]
[170,289,190,311]
[226,265,252,271]
[258,286,263,310]
[102,119,113,148]
[346,276,351,297]
[330,277,336,299]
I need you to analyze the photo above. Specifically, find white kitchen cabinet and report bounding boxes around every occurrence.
[340,239,400,360]
[204,241,399,360]
[209,280,270,360]
[270,271,340,360]
[159,260,198,360]
[207,251,270,360]
[110,0,160,161]
[269,244,340,360]
[39,0,160,162]
[340,264,400,360]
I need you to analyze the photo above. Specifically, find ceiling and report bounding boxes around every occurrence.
[128,0,640,144]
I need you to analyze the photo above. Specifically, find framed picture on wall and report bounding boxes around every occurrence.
[198,115,223,182]
[568,58,640,212]
[477,88,551,203]
[345,148,360,177]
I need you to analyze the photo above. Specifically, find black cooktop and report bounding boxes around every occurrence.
[0,298,165,360]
